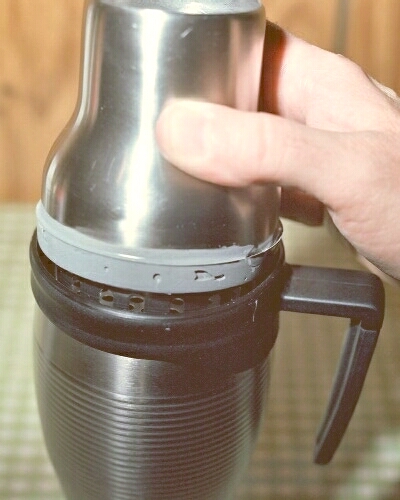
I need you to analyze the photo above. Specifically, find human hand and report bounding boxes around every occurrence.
[156,23,400,281]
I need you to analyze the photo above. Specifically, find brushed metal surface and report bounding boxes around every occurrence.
[41,0,279,252]
[124,0,262,14]
[34,308,271,500]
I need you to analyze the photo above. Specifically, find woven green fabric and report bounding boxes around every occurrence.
[1,204,399,500]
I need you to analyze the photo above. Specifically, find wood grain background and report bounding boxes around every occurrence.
[1,0,399,201]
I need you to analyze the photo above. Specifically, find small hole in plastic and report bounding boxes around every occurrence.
[129,295,145,313]
[72,278,81,293]
[195,270,213,281]
[195,271,226,282]
[170,297,185,314]
[100,290,114,306]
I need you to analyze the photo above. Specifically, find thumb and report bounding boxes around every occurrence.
[156,100,352,206]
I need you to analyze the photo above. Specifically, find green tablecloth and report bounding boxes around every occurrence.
[1,204,400,500]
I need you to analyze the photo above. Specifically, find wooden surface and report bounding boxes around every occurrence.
[265,0,340,50]
[346,0,400,91]
[0,0,84,202]
[1,0,400,202]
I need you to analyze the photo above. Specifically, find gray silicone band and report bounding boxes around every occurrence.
[36,202,282,293]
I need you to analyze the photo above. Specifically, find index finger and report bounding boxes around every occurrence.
[260,23,389,131]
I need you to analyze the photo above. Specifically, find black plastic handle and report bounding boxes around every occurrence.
[280,264,385,464]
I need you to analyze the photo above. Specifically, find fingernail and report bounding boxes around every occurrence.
[156,100,212,171]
